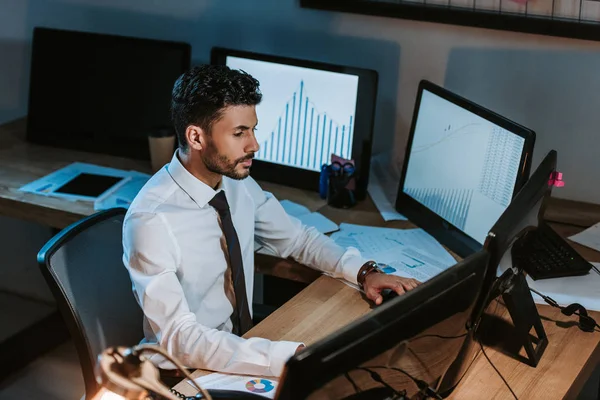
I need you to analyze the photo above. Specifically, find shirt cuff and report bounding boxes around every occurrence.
[268,340,304,377]
[339,247,368,285]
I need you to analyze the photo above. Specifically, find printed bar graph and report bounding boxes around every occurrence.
[405,187,474,230]
[257,80,355,172]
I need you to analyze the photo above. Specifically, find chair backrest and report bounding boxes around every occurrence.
[37,208,144,399]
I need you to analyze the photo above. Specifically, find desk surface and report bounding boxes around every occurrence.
[175,275,600,400]
[1,120,599,399]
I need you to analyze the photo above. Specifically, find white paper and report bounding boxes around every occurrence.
[279,199,311,218]
[94,172,151,210]
[279,199,339,234]
[18,162,133,202]
[568,223,600,253]
[296,212,339,234]
[528,263,600,311]
[192,373,279,399]
[332,224,456,283]
[367,154,407,221]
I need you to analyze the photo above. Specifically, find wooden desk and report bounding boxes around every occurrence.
[175,272,600,400]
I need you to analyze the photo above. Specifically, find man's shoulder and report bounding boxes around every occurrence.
[130,169,178,210]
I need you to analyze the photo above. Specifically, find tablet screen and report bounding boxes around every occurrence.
[54,173,124,197]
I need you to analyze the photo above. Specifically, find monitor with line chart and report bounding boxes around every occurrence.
[211,48,378,198]
[396,80,536,258]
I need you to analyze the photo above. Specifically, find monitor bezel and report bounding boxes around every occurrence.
[26,27,191,160]
[211,47,378,199]
[395,80,536,258]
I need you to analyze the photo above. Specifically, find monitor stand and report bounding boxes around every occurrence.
[501,271,548,367]
[478,269,548,367]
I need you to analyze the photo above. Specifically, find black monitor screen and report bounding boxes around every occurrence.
[397,80,536,258]
[27,27,191,160]
[211,47,378,198]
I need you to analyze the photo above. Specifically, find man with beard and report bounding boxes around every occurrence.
[122,65,420,378]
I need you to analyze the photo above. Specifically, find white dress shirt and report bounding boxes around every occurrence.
[122,151,366,377]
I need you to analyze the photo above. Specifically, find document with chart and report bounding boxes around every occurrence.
[332,224,457,283]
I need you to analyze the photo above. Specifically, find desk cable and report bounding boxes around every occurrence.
[529,288,600,332]
[478,341,518,400]
[346,366,443,399]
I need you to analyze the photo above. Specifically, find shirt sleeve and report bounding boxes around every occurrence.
[122,211,302,376]
[245,179,367,285]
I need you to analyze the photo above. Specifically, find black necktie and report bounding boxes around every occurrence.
[209,191,253,335]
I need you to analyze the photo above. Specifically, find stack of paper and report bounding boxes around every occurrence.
[18,162,150,210]
[280,199,339,234]
[331,223,457,283]
[193,373,279,399]
[568,223,600,253]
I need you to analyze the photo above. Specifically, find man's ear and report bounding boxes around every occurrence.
[185,124,205,151]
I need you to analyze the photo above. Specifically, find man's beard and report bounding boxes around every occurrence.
[202,143,254,180]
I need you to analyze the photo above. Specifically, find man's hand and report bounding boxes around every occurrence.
[363,272,420,305]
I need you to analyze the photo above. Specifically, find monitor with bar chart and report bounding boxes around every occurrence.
[211,48,378,197]
[396,80,535,258]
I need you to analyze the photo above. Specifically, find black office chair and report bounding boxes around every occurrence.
[37,208,144,400]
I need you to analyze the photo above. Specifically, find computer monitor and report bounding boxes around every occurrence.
[277,249,489,400]
[211,47,378,199]
[27,27,191,160]
[473,150,557,331]
[396,80,536,258]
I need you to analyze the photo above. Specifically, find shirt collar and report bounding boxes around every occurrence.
[167,150,224,208]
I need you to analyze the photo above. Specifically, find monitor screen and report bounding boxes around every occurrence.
[397,80,535,258]
[211,48,378,198]
[226,56,358,172]
[27,27,191,160]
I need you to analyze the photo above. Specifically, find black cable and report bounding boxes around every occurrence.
[344,372,361,394]
[413,332,468,341]
[361,366,443,400]
[591,264,600,276]
[530,288,600,332]
[479,341,518,400]
[356,367,404,397]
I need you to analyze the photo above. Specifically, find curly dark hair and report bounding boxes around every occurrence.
[171,64,262,150]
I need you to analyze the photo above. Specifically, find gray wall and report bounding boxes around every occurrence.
[446,49,600,203]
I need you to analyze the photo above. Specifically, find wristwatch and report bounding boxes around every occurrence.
[357,260,384,290]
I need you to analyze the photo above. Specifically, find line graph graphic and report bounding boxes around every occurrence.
[411,122,482,153]
[256,80,355,171]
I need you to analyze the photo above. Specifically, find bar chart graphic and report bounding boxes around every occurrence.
[256,80,355,172]
[478,126,524,207]
[404,187,474,230]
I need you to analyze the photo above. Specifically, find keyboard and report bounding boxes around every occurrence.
[511,222,592,280]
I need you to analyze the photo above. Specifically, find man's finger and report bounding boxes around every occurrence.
[394,283,406,296]
[366,287,383,305]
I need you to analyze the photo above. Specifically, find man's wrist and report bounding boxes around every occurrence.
[356,260,382,289]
